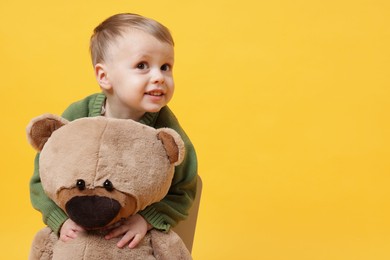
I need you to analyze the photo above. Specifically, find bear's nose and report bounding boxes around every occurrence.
[65,196,121,229]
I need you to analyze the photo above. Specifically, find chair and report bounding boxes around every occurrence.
[172,176,202,253]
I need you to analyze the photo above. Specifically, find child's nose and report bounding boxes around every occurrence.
[150,69,165,84]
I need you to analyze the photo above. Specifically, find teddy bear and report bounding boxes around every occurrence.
[26,114,192,260]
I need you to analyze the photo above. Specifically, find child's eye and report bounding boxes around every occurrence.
[136,62,148,70]
[161,64,171,71]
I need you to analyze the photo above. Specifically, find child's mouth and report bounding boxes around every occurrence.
[146,90,164,96]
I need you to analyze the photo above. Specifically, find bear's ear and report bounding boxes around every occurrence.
[26,114,69,151]
[157,128,185,166]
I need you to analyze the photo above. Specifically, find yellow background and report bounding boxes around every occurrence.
[1,0,389,259]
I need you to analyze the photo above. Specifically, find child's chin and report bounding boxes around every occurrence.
[145,106,164,113]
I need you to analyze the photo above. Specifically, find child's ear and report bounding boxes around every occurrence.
[95,63,111,90]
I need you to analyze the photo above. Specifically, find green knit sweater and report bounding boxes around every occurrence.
[30,93,198,234]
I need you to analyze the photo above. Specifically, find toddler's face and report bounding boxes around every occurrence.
[98,29,175,120]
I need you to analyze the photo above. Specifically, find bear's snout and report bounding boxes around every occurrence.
[65,195,121,229]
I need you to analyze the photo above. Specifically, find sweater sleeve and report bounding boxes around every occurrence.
[30,154,68,234]
[139,107,198,231]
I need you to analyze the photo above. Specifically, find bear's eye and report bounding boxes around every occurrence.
[76,179,86,190]
[103,179,114,191]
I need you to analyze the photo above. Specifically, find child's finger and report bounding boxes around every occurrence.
[105,225,127,240]
[128,234,142,249]
[67,230,78,239]
[60,232,76,242]
[116,232,135,248]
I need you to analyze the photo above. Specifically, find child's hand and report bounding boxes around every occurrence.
[59,218,85,242]
[105,214,152,249]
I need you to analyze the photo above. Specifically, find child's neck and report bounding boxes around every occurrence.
[103,102,144,121]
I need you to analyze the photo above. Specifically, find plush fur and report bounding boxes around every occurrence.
[27,114,191,260]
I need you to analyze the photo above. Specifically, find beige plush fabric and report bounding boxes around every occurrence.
[30,227,190,260]
[27,115,191,260]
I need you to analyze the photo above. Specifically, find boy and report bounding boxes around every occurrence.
[30,13,197,249]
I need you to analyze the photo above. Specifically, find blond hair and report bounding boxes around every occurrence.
[90,13,174,65]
